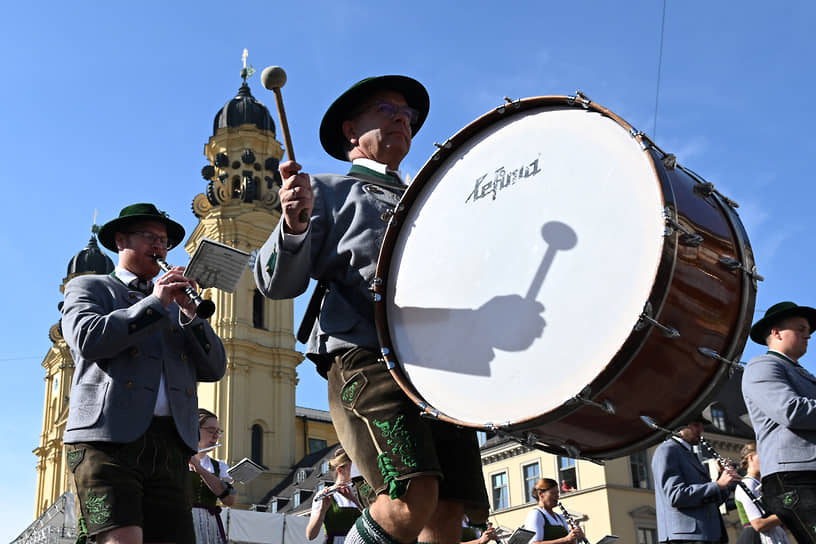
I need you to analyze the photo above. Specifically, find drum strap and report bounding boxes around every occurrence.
[297,280,328,344]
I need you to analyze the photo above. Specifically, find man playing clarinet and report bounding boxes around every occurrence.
[651,413,739,544]
[62,203,226,544]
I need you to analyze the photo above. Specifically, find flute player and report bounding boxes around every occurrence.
[61,203,226,544]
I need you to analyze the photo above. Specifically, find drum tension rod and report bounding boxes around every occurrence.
[495,97,521,115]
[637,302,680,338]
[369,277,383,302]
[630,130,678,170]
[567,90,592,109]
[663,207,704,247]
[718,256,765,282]
[698,347,745,373]
[569,386,615,415]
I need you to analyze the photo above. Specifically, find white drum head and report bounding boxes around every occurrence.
[386,105,665,426]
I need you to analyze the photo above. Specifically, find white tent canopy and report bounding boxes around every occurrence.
[220,508,319,544]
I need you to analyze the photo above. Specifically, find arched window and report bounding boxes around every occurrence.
[251,424,263,464]
[253,290,265,329]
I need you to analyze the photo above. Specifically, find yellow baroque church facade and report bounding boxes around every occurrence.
[30,65,757,544]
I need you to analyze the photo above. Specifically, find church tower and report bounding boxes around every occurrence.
[33,228,114,516]
[188,64,302,503]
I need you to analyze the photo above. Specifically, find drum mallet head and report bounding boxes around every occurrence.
[260,65,294,162]
[261,65,287,90]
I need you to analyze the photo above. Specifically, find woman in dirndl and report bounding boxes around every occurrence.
[189,409,236,544]
[306,448,362,544]
[735,442,790,544]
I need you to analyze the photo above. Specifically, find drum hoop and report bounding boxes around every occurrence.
[372,95,745,440]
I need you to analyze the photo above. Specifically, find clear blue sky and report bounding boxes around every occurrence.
[2,1,815,541]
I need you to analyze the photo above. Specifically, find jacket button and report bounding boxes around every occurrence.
[186,388,193,397]
[126,380,134,389]
[181,353,188,361]
[146,308,153,316]
[130,347,139,357]
[129,323,137,331]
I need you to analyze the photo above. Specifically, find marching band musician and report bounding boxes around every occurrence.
[306,448,362,543]
[523,478,585,544]
[254,76,490,544]
[743,302,816,544]
[734,442,790,544]
[651,413,739,544]
[61,203,227,544]
[189,409,235,544]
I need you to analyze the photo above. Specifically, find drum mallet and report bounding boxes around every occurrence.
[261,65,308,223]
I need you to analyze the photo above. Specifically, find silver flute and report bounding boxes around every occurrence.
[557,502,589,544]
[312,481,353,502]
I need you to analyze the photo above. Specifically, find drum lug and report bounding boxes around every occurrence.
[663,207,704,246]
[693,181,715,198]
[661,154,677,170]
[698,347,745,375]
[719,256,765,282]
[569,386,616,414]
[567,90,592,109]
[637,302,680,338]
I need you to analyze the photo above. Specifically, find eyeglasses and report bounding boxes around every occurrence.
[535,487,554,493]
[125,231,172,249]
[201,426,224,437]
[371,101,420,125]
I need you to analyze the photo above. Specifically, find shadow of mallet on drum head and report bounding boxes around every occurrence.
[395,221,578,376]
[526,221,578,301]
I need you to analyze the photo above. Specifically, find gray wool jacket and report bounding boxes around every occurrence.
[61,273,226,451]
[742,351,816,477]
[254,164,405,373]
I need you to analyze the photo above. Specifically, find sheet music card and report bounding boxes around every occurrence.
[185,238,251,293]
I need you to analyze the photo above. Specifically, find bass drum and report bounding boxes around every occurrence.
[372,94,758,460]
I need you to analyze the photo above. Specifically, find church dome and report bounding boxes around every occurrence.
[213,82,276,135]
[67,235,114,277]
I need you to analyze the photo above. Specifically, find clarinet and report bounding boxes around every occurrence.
[698,435,768,517]
[557,502,589,544]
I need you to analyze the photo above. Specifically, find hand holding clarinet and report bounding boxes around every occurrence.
[152,255,215,319]
[558,502,589,544]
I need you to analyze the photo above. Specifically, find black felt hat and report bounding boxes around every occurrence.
[750,301,816,345]
[319,75,429,162]
[97,203,185,253]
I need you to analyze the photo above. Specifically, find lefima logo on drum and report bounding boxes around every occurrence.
[464,157,542,203]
